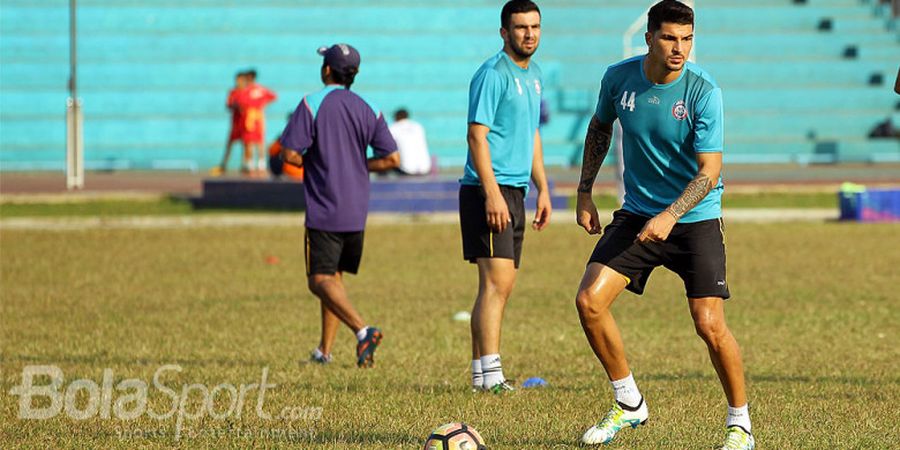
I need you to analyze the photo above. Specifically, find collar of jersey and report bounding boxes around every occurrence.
[638,54,687,90]
[499,50,533,73]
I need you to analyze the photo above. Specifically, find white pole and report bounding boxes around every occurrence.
[66,0,83,190]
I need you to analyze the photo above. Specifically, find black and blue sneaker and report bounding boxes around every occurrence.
[309,350,332,365]
[356,327,383,368]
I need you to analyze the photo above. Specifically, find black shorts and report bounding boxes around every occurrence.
[588,209,730,299]
[459,184,526,268]
[305,228,364,275]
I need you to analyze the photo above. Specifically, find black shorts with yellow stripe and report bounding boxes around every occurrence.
[458,184,526,269]
[588,209,730,299]
[305,227,364,275]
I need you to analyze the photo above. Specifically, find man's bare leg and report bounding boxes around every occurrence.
[470,257,516,389]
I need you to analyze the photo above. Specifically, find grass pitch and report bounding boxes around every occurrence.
[2,216,898,449]
[0,191,839,218]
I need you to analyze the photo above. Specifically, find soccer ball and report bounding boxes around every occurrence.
[423,422,487,450]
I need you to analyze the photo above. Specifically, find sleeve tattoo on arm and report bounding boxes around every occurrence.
[578,118,613,193]
[666,174,713,219]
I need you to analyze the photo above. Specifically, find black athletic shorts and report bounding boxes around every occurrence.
[459,184,526,268]
[305,227,364,275]
[588,209,730,299]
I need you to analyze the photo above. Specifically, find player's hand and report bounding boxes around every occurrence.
[281,148,303,168]
[485,193,510,233]
[576,192,602,234]
[532,191,552,231]
[635,212,676,244]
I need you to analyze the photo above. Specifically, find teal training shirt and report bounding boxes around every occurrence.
[596,55,725,223]
[461,50,543,189]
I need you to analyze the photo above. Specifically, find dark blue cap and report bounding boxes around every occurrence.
[317,44,360,74]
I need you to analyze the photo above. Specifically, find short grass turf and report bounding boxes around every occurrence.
[1,219,898,448]
[0,191,839,218]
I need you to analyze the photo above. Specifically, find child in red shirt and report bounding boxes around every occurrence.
[238,69,277,174]
[210,71,248,175]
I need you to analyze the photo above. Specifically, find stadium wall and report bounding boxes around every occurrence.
[0,0,897,171]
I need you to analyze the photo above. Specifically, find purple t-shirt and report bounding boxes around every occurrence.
[280,85,397,232]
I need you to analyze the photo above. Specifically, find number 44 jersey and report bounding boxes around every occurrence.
[596,54,724,223]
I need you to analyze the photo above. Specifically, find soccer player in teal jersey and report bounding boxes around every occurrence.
[575,2,754,449]
[459,0,552,394]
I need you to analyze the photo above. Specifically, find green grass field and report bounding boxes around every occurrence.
[0,191,839,218]
[2,215,898,448]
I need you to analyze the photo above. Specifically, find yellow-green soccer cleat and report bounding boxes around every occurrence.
[485,380,515,394]
[719,425,755,450]
[581,398,648,445]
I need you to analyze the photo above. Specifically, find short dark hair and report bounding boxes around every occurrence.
[245,69,258,80]
[647,0,693,33]
[326,64,358,89]
[394,109,409,121]
[501,0,541,30]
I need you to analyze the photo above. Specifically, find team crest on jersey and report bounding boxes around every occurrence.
[672,100,688,120]
[533,79,541,95]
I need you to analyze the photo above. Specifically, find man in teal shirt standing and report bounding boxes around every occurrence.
[459,0,552,394]
[575,2,754,449]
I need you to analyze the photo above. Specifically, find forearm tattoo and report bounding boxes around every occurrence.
[577,118,612,194]
[666,173,713,219]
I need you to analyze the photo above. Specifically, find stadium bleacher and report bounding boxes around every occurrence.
[1,0,897,171]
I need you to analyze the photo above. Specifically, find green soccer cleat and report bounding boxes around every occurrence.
[356,327,383,368]
[719,425,755,450]
[486,380,515,394]
[581,398,648,445]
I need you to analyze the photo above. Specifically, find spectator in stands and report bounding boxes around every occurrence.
[279,43,399,368]
[868,67,900,139]
[239,69,277,175]
[210,71,248,176]
[539,98,551,127]
[884,0,899,18]
[894,65,899,94]
[868,118,899,139]
[388,108,432,175]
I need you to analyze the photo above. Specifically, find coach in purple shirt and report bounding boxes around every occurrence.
[280,43,399,369]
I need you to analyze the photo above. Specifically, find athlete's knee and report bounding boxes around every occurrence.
[307,273,334,295]
[479,274,515,302]
[481,281,513,303]
[575,289,608,319]
[693,313,727,344]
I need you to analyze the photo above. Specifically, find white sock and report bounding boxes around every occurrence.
[312,347,326,359]
[355,326,369,342]
[480,354,504,388]
[610,373,643,408]
[471,360,483,388]
[726,404,751,433]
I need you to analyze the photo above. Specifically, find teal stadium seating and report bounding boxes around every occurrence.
[0,0,897,170]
